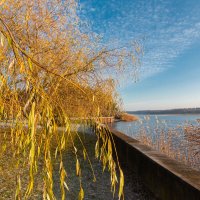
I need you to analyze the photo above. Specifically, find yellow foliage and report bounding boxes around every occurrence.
[0,0,140,199]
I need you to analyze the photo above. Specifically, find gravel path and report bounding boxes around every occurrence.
[0,128,157,200]
[53,132,157,200]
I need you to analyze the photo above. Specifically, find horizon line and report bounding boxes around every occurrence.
[127,107,200,112]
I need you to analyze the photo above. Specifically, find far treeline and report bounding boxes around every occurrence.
[0,0,141,199]
[129,108,200,115]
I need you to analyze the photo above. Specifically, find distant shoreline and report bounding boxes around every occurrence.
[127,108,200,115]
[129,113,200,116]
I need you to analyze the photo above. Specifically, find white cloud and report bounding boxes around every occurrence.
[80,0,200,80]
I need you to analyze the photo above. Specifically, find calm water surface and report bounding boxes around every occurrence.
[112,114,200,138]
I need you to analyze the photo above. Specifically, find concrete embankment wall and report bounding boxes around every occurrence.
[110,128,200,200]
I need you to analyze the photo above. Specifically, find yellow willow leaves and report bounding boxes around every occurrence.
[0,32,4,47]
[54,146,58,159]
[0,73,6,86]
[78,186,84,200]
[76,158,81,176]
[64,181,69,191]
[83,148,87,160]
[61,132,66,150]
[111,165,118,196]
[37,145,41,158]
[94,124,125,199]
[25,102,36,198]
[44,155,55,200]
[0,104,4,119]
[0,0,138,197]
[118,168,124,200]
[25,178,34,199]
[59,148,73,198]
[95,139,99,159]
[28,57,33,72]
[8,59,15,71]
[1,143,6,153]
[0,0,6,6]
[7,36,12,47]
[108,138,112,158]
[15,175,21,200]
[0,50,4,61]
[60,161,68,200]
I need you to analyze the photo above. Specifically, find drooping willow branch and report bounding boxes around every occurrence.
[0,1,141,198]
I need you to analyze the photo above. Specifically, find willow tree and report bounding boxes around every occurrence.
[0,0,141,199]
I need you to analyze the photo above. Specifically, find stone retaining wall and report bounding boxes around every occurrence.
[110,128,200,200]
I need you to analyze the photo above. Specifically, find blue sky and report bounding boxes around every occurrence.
[79,0,200,111]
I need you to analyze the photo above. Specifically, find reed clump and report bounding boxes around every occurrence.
[136,117,200,171]
[117,113,138,122]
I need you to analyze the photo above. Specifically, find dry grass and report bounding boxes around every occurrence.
[119,113,138,122]
[136,119,200,171]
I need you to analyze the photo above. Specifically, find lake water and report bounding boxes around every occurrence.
[111,114,200,170]
[112,114,200,138]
